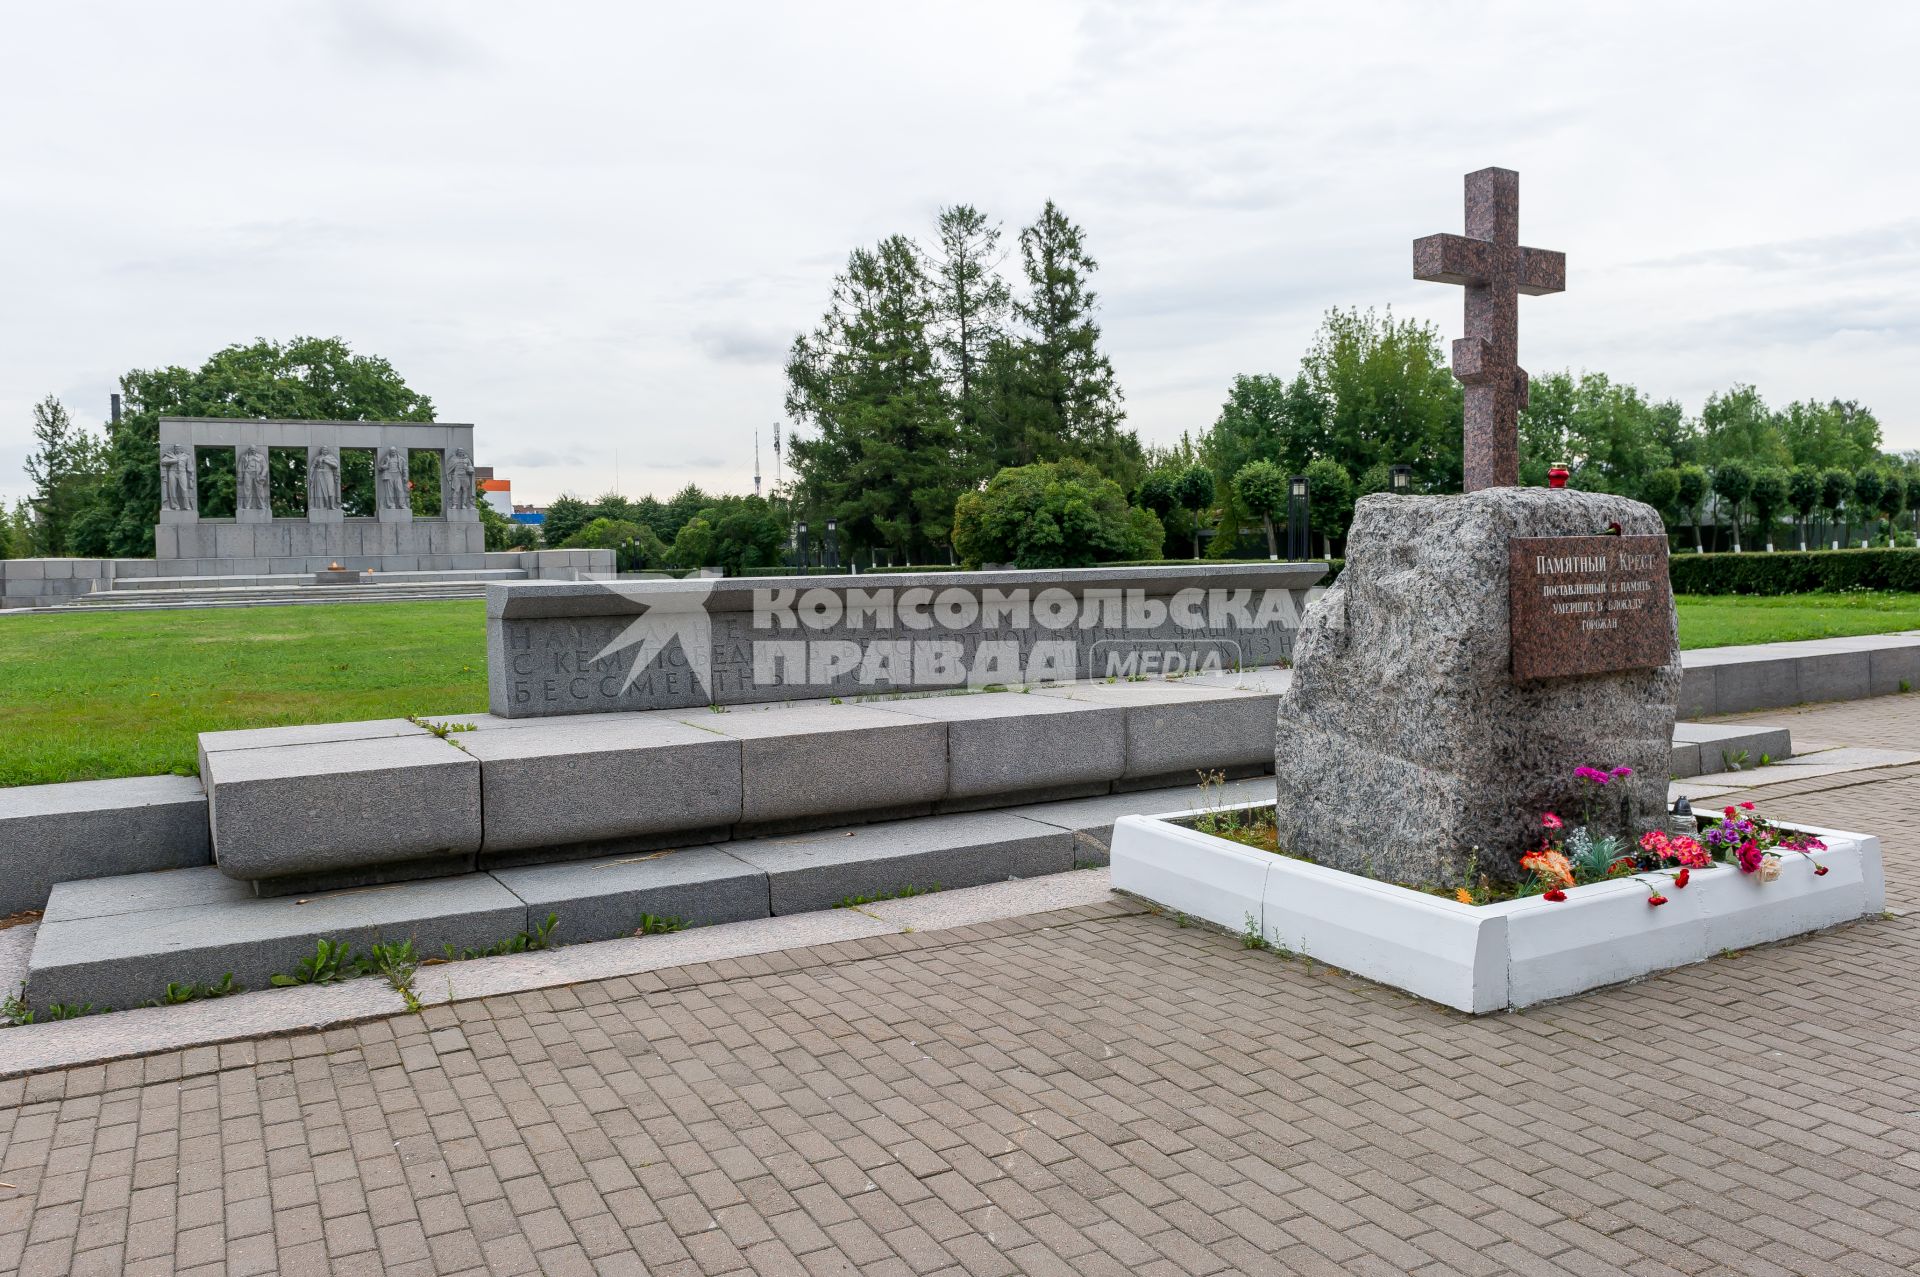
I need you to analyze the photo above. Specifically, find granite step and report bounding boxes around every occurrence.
[21,776,1278,1012]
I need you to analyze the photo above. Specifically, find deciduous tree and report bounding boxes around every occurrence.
[1676,464,1709,552]
[1173,464,1215,559]
[1819,468,1854,548]
[1748,467,1790,550]
[1303,457,1354,556]
[1787,465,1822,550]
[950,459,1158,569]
[1713,460,1754,552]
[1234,460,1287,560]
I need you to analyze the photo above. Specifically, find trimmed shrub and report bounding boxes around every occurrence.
[1669,547,1920,595]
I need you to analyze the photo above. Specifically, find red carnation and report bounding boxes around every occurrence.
[1647,894,1669,907]
[1724,806,1737,819]
[1814,864,1829,876]
[1673,868,1690,889]
[1739,801,1755,810]
[1543,889,1567,902]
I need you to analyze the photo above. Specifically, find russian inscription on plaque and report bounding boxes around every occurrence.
[1508,533,1671,680]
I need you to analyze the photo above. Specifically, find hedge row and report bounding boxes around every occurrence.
[1668,548,1920,595]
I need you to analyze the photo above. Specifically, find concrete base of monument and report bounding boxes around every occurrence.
[1109,803,1885,1014]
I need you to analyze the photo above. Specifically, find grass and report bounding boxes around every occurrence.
[1674,592,1920,650]
[4,590,1920,787]
[0,601,487,787]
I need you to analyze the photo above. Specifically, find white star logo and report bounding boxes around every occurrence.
[590,577,718,698]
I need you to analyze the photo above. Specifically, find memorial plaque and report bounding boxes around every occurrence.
[1508,534,1671,680]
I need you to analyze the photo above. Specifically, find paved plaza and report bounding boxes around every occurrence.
[2,695,1918,1276]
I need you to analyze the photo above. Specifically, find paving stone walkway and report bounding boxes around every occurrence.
[3,696,1919,1276]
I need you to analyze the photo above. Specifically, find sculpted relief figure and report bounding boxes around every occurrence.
[445,447,476,511]
[237,445,270,512]
[309,446,341,512]
[378,447,409,512]
[158,443,196,513]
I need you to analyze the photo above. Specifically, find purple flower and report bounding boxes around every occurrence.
[1573,766,1611,786]
[1610,765,1634,780]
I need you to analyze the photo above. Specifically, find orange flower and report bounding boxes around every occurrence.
[1520,848,1575,889]
[1454,887,1475,905]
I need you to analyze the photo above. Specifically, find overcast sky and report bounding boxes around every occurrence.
[3,1,1916,508]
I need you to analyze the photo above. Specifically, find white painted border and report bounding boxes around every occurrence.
[1110,803,1884,1013]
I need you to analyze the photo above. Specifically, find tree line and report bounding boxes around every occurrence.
[783,202,1137,564]
[8,247,1910,571]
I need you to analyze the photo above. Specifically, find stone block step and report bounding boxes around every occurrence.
[1671,722,1792,776]
[63,584,492,610]
[22,778,1253,1011]
[492,846,769,943]
[1678,631,1920,716]
[201,723,482,894]
[726,809,1076,914]
[27,869,527,1010]
[199,670,1786,893]
[0,776,211,916]
[108,569,529,591]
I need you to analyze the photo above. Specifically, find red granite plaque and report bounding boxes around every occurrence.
[1508,534,1671,680]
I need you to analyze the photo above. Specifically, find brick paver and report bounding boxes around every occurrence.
[4,696,1920,1275]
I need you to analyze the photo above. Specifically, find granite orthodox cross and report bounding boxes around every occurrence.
[1414,167,1565,491]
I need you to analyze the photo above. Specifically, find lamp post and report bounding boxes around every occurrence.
[825,518,840,569]
[1286,475,1310,560]
[1389,464,1412,495]
[795,520,810,570]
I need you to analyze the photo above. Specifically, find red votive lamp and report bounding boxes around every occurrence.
[1547,464,1569,489]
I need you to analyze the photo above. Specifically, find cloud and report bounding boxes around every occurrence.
[692,325,791,366]
[4,0,1920,505]
[1629,218,1920,273]
[321,0,486,72]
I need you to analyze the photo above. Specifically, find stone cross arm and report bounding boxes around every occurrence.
[1412,235,1565,295]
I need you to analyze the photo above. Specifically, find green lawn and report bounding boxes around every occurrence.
[3,592,1918,788]
[0,601,488,787]
[1675,592,1920,650]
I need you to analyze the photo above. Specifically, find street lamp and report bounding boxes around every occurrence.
[1287,475,1310,560]
[795,520,810,570]
[1389,464,1412,494]
[825,518,840,570]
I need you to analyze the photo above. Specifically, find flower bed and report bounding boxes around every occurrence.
[1109,799,1885,1013]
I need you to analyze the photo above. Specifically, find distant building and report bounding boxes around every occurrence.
[512,503,545,527]
[472,467,514,518]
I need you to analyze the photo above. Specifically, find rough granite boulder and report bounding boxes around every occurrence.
[1273,487,1681,887]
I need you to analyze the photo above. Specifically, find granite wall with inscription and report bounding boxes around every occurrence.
[485,565,1326,718]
